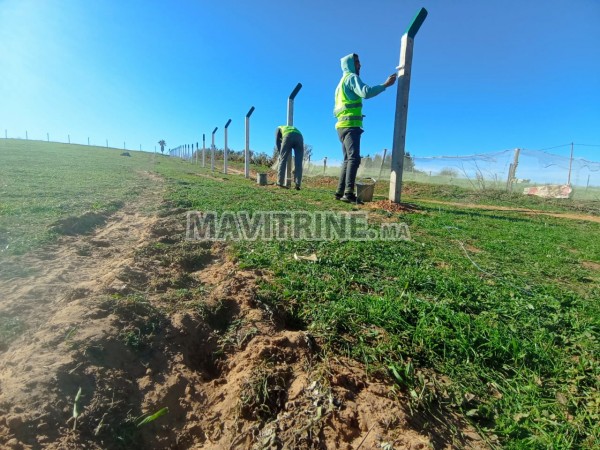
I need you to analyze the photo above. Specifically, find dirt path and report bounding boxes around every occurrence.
[417,199,600,223]
[0,173,487,449]
[0,173,162,337]
[227,167,245,176]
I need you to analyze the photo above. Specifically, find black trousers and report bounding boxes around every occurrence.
[336,127,363,195]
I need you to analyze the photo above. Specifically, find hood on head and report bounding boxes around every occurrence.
[340,53,356,74]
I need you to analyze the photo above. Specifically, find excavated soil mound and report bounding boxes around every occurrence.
[368,201,422,214]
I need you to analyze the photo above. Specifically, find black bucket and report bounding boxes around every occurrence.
[257,173,268,186]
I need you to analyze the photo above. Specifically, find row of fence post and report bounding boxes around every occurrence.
[171,104,257,179]
[3,130,152,151]
[170,83,301,181]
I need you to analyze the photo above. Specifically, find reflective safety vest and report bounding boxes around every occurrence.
[278,125,301,137]
[334,73,363,128]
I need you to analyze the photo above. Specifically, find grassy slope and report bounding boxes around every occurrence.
[0,139,156,254]
[1,142,598,448]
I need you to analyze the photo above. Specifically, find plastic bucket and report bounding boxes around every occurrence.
[356,178,376,203]
[257,173,268,186]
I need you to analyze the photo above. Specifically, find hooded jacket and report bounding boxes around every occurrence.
[333,53,387,128]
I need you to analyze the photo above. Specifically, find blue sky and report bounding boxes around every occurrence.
[1,0,599,163]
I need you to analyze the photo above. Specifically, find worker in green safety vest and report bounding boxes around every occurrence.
[333,53,396,203]
[275,125,304,190]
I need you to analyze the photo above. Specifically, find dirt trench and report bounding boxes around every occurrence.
[0,174,486,449]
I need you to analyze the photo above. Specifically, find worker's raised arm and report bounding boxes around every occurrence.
[349,73,396,99]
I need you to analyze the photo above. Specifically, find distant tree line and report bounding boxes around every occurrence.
[194,142,314,168]
[360,151,416,172]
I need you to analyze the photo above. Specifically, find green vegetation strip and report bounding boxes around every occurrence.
[156,157,599,449]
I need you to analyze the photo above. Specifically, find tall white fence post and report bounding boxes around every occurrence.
[389,8,427,203]
[211,127,218,172]
[285,83,302,186]
[223,119,231,174]
[202,134,206,167]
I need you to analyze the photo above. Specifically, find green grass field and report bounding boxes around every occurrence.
[0,139,157,253]
[2,141,599,448]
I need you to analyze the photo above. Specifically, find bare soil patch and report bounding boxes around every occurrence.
[0,174,486,449]
[194,173,226,182]
[304,176,337,190]
[368,200,422,214]
[582,261,600,271]
[189,167,260,183]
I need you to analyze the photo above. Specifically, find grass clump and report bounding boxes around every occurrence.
[0,317,25,351]
[104,294,163,352]
[239,363,292,422]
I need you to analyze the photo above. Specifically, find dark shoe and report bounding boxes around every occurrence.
[340,194,363,205]
[335,192,343,200]
[295,185,301,191]
[276,183,288,189]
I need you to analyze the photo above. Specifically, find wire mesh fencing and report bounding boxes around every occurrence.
[303,144,600,200]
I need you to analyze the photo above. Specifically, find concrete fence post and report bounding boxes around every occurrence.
[202,134,206,167]
[224,119,231,174]
[285,83,302,186]
[389,8,427,203]
[211,127,218,172]
[245,106,255,178]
